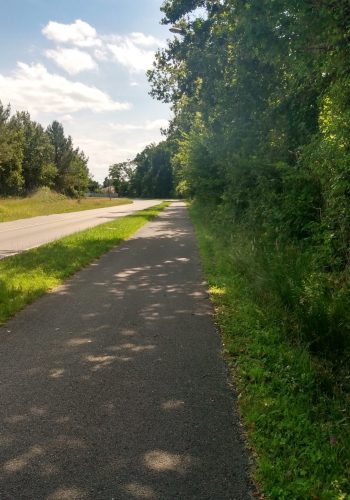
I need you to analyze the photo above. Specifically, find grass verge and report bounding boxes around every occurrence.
[0,202,169,325]
[0,188,132,222]
[189,201,349,499]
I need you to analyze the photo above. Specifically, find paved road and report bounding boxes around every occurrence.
[0,203,252,499]
[0,199,161,259]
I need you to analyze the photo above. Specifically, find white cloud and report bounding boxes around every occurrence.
[102,32,163,74]
[0,63,130,115]
[42,19,101,48]
[109,119,169,132]
[104,32,164,73]
[107,39,155,73]
[42,20,164,75]
[46,48,97,75]
[128,32,163,47]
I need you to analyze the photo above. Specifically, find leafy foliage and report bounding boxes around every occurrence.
[0,103,90,197]
[148,0,350,356]
[108,141,174,198]
[0,103,24,195]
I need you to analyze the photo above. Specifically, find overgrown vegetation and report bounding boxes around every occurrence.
[144,0,350,496]
[0,187,131,222]
[0,202,168,324]
[0,103,92,197]
[148,0,350,357]
[190,201,349,499]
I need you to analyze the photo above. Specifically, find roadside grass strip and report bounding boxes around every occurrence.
[0,202,169,325]
[189,202,350,500]
[0,190,132,222]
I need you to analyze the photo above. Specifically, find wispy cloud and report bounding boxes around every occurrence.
[0,63,130,114]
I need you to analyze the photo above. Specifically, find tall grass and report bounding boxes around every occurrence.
[189,201,350,499]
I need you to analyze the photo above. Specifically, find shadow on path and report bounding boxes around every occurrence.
[0,203,252,500]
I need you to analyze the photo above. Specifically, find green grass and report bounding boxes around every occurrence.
[0,202,169,325]
[0,187,132,222]
[189,201,350,500]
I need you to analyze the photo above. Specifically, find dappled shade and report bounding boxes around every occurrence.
[0,204,251,499]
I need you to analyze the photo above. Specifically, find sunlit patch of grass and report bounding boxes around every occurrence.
[0,202,169,325]
[189,201,350,500]
[209,285,226,296]
[0,188,132,222]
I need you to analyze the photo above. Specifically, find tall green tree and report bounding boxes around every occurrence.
[11,111,56,192]
[109,161,135,196]
[46,121,74,191]
[131,141,174,198]
[46,121,89,196]
[0,102,24,195]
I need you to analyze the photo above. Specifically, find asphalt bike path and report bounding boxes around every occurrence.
[0,202,252,499]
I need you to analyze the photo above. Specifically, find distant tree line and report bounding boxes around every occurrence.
[0,101,90,197]
[106,140,174,198]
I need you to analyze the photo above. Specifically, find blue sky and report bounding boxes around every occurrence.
[0,0,172,182]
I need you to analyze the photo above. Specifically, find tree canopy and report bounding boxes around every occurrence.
[146,0,350,353]
[0,103,91,197]
[108,141,174,198]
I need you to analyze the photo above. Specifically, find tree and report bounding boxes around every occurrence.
[88,177,101,193]
[0,102,24,195]
[46,121,75,192]
[109,161,135,196]
[107,141,174,199]
[46,121,89,196]
[11,111,56,192]
[0,104,91,198]
[131,141,174,198]
[60,150,89,198]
